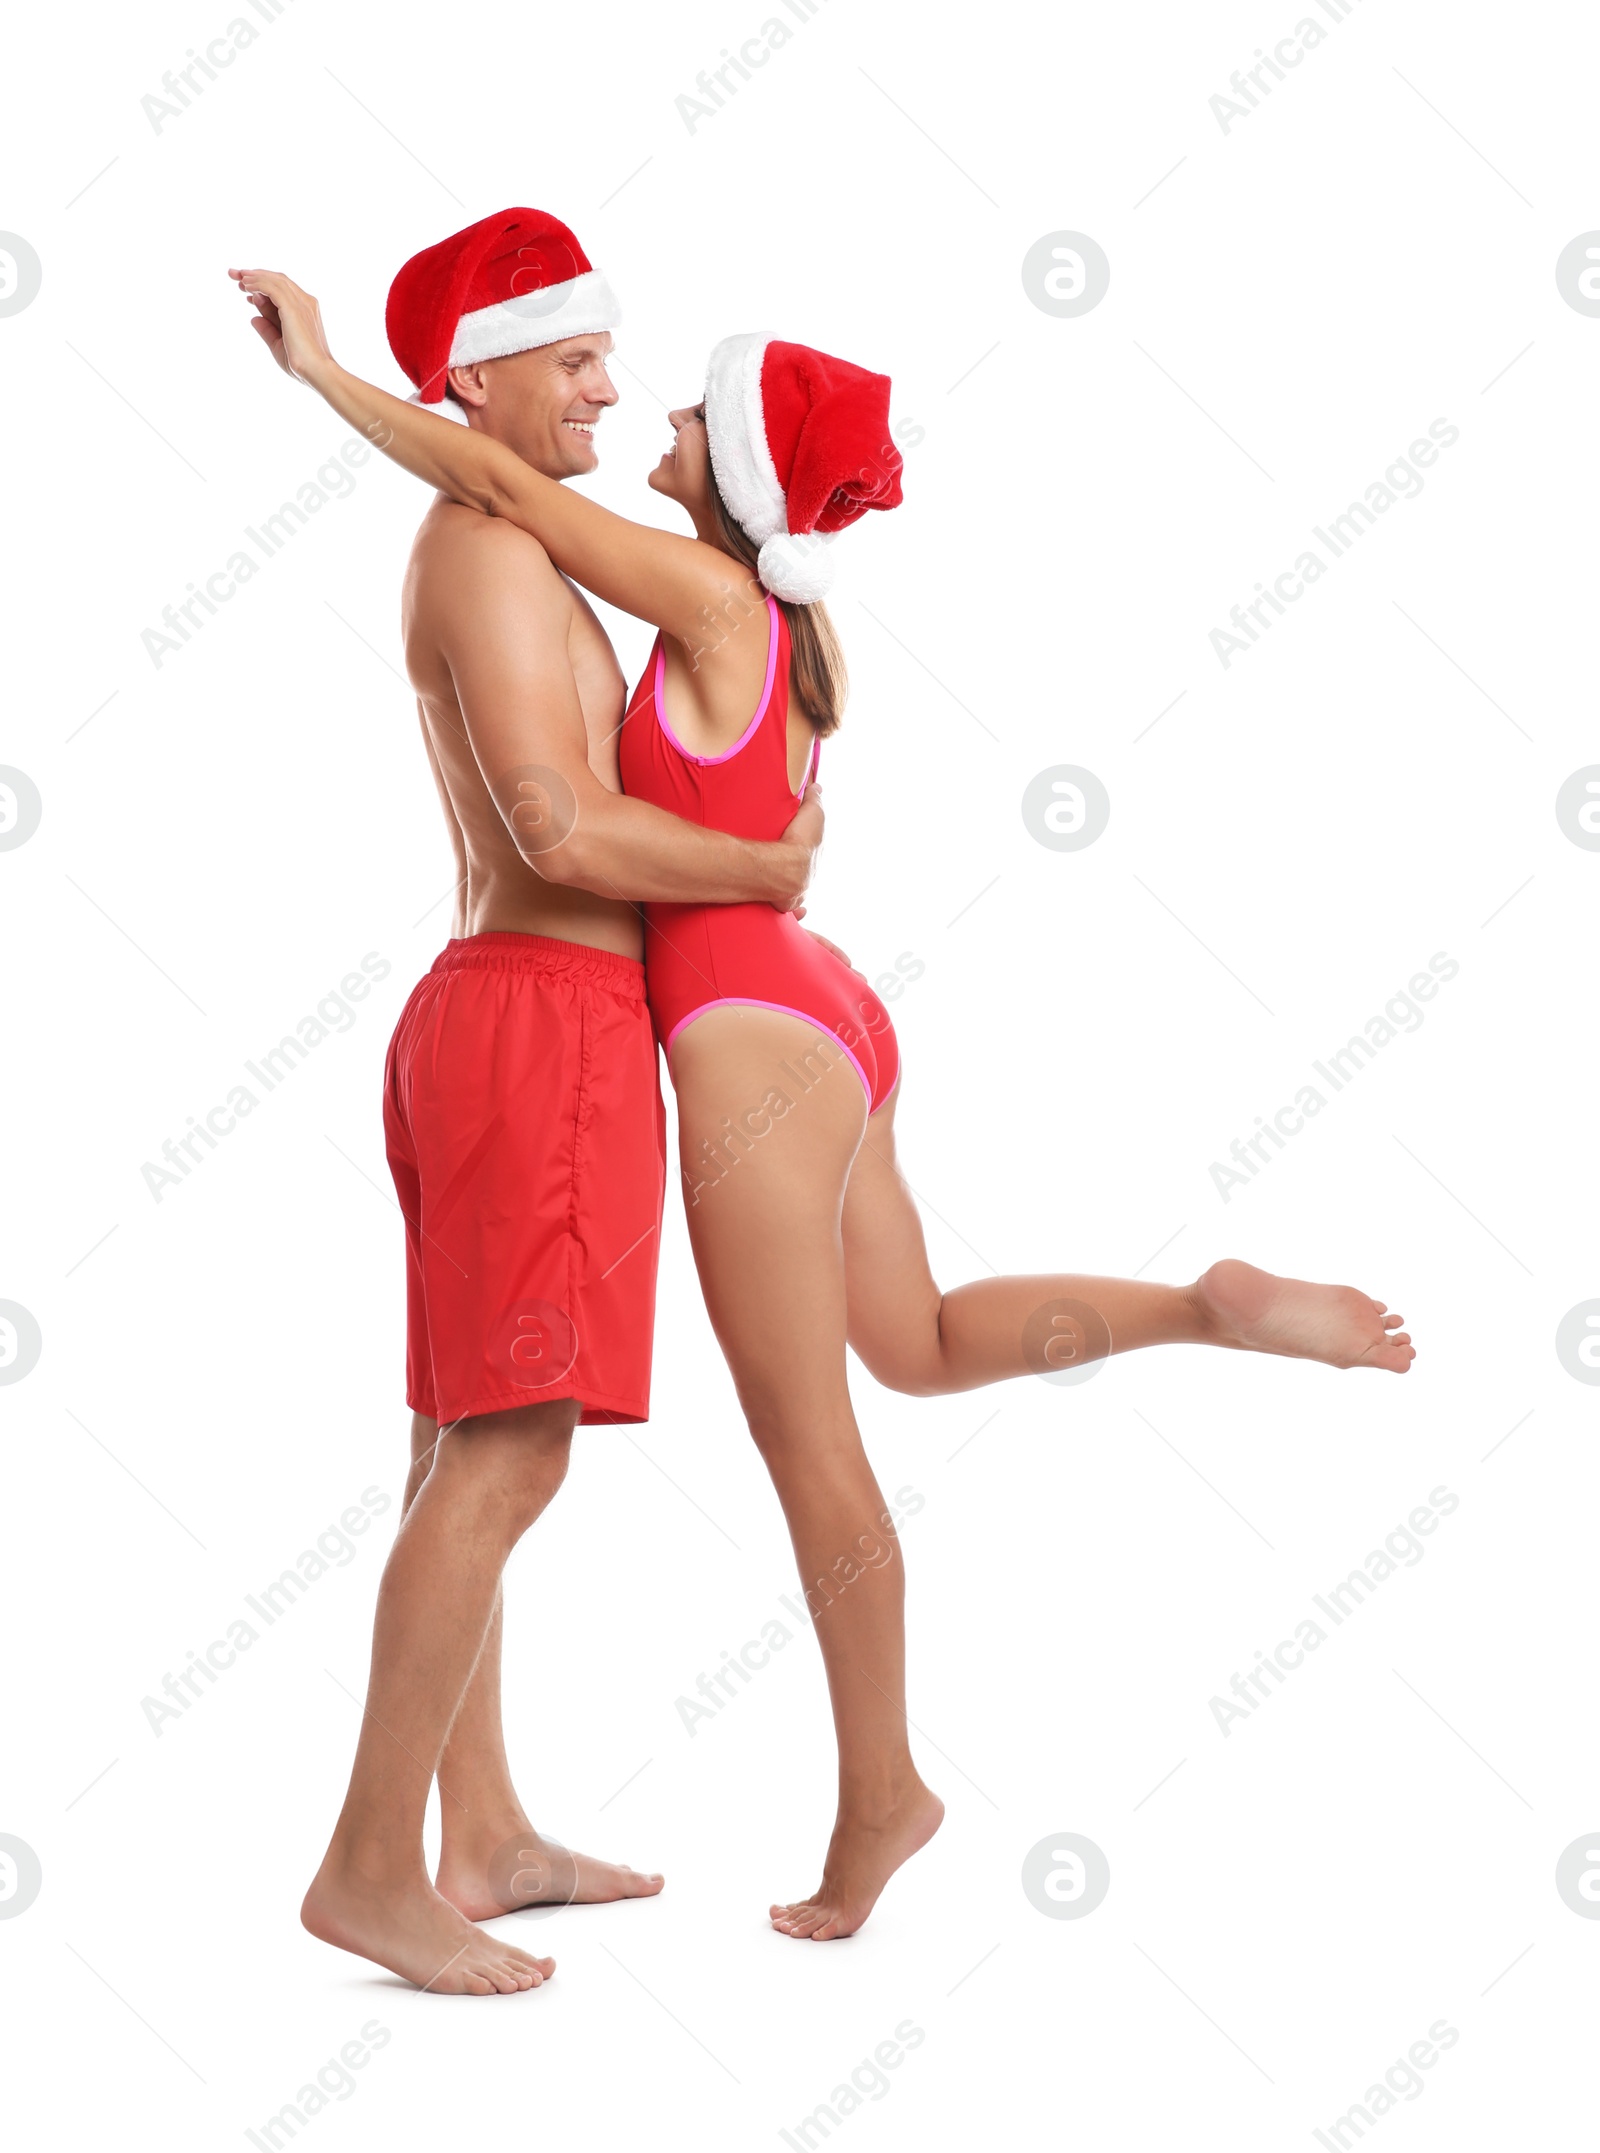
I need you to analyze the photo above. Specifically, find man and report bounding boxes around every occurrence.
[259,210,821,1995]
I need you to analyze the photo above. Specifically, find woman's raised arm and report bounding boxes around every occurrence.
[229,267,744,640]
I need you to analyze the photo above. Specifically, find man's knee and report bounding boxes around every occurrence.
[402,1415,443,1514]
[432,1403,576,1533]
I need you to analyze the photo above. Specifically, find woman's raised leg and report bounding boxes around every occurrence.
[841,1082,1414,1394]
[670,1007,944,1940]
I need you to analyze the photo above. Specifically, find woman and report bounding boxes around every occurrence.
[232,269,1414,1942]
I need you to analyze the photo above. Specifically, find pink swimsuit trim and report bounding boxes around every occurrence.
[653,596,781,768]
[664,996,874,1107]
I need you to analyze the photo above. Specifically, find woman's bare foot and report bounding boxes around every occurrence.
[302,1856,554,1994]
[436,1815,664,1922]
[1193,1258,1415,1372]
[770,1781,944,1941]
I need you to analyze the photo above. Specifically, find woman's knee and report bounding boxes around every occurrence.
[735,1383,811,1455]
[867,1361,945,1400]
[851,1321,949,1399]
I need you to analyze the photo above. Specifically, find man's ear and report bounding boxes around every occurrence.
[447,362,490,413]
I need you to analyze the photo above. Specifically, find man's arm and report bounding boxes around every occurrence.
[434,517,818,908]
[414,708,470,937]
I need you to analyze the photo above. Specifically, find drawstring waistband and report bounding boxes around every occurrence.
[431,931,645,999]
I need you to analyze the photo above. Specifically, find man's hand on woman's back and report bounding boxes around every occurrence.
[770,783,825,914]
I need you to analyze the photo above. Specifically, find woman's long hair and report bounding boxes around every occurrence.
[705,473,849,738]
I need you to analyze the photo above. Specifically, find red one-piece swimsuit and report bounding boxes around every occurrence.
[617,593,900,1112]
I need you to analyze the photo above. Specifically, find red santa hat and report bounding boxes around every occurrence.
[386,208,620,422]
[702,335,903,603]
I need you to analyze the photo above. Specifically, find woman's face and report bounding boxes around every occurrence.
[648,400,714,524]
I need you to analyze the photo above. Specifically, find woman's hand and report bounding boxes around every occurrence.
[227,268,338,389]
[805,929,856,971]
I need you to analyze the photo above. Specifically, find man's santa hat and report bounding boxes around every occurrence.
[703,335,903,604]
[386,208,620,421]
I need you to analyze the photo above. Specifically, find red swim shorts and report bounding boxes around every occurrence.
[383,932,666,1427]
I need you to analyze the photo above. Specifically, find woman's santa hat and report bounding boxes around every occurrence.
[703,335,903,604]
[386,208,620,421]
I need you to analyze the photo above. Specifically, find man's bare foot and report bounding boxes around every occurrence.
[1194,1258,1415,1372]
[302,1857,554,1994]
[769,1781,944,1941]
[437,1817,664,1923]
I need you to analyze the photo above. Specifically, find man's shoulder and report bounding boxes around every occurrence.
[409,500,561,585]
[403,502,571,645]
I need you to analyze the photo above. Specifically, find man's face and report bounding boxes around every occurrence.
[451,333,618,479]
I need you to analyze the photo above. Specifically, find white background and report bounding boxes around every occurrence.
[3,0,1597,2145]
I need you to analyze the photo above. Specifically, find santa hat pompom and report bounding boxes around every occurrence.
[408,389,470,425]
[757,530,835,603]
[704,333,902,604]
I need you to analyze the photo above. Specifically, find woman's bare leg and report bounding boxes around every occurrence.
[842,1084,1414,1394]
[671,1007,944,1940]
[402,1415,664,1920]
